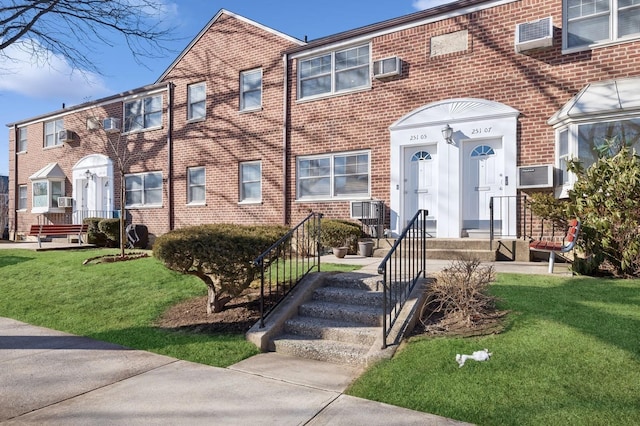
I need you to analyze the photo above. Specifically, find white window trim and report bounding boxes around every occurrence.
[240,69,263,112]
[562,0,640,51]
[187,166,206,205]
[30,179,65,213]
[297,43,371,101]
[17,128,27,153]
[239,160,262,204]
[187,82,207,121]
[123,94,163,134]
[44,119,64,148]
[124,171,163,208]
[17,184,28,211]
[296,150,371,201]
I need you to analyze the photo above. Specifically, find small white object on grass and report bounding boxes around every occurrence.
[455,349,492,367]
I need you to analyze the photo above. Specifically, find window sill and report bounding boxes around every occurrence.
[239,107,263,114]
[122,125,163,136]
[295,196,370,203]
[238,200,262,205]
[186,202,206,207]
[187,117,206,124]
[296,85,371,104]
[125,204,164,209]
[43,144,64,150]
[562,35,640,55]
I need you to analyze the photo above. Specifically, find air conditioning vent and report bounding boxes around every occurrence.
[350,201,381,219]
[373,57,401,78]
[57,197,73,208]
[517,165,554,189]
[57,130,74,143]
[103,117,121,133]
[515,17,553,53]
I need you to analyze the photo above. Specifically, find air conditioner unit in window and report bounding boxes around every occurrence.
[57,130,74,143]
[373,57,401,78]
[515,17,553,53]
[517,165,554,189]
[350,200,381,219]
[103,117,121,133]
[57,197,73,208]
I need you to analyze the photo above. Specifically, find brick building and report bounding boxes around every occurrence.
[7,2,640,242]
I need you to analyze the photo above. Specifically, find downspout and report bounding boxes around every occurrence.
[282,53,289,226]
[11,125,18,240]
[167,82,174,231]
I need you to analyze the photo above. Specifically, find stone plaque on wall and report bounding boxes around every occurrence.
[431,30,468,57]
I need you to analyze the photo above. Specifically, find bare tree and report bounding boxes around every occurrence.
[0,0,176,73]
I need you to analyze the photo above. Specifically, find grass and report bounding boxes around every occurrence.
[0,248,357,367]
[347,273,640,425]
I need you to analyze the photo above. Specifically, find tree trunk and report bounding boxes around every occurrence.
[206,286,231,313]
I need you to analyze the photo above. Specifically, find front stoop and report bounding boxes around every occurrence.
[246,271,428,368]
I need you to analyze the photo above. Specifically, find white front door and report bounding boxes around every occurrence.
[463,139,503,230]
[404,146,437,231]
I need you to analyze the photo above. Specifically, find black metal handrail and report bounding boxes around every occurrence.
[253,212,322,327]
[377,209,428,349]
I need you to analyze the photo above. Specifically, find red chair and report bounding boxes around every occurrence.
[529,219,581,273]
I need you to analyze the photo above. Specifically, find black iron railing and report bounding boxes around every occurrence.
[253,212,323,327]
[377,209,428,349]
[37,210,120,226]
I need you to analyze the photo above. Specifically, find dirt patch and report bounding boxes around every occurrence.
[155,288,262,334]
[410,308,510,338]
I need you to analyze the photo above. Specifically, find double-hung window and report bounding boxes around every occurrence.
[239,161,262,203]
[565,0,640,49]
[298,44,370,99]
[187,167,206,204]
[31,180,63,212]
[297,151,370,200]
[124,95,163,132]
[240,69,262,111]
[44,119,64,148]
[125,172,163,207]
[188,82,206,120]
[17,128,27,152]
[18,185,27,210]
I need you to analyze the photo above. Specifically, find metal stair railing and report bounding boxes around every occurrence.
[253,212,323,327]
[377,209,428,349]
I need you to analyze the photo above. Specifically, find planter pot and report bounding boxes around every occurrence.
[332,246,348,258]
[358,240,374,257]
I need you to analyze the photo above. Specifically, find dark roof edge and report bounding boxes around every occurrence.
[6,82,168,128]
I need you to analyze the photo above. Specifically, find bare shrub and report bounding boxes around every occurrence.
[420,257,503,335]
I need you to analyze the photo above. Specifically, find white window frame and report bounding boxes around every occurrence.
[297,43,370,100]
[187,166,206,205]
[123,94,163,133]
[18,184,27,210]
[240,69,262,111]
[239,161,262,203]
[124,171,163,208]
[296,150,370,200]
[44,119,64,148]
[31,179,64,213]
[563,0,640,50]
[17,127,27,153]
[187,82,206,121]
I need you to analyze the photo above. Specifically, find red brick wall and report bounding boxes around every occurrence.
[287,0,640,224]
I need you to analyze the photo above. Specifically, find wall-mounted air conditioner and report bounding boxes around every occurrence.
[373,57,401,78]
[57,197,73,208]
[517,165,554,189]
[350,200,381,219]
[515,17,553,53]
[57,130,74,143]
[103,117,121,133]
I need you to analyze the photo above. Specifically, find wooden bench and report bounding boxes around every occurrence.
[529,219,581,273]
[28,224,88,248]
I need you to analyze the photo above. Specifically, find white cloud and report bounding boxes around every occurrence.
[412,0,455,10]
[0,39,110,103]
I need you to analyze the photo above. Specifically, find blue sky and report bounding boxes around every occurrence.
[0,0,450,176]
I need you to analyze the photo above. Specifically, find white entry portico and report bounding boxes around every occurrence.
[71,154,114,224]
[389,98,519,238]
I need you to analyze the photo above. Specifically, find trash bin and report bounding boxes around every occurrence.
[358,240,374,257]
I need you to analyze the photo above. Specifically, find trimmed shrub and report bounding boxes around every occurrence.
[98,218,121,247]
[83,217,109,247]
[153,223,288,313]
[318,218,362,254]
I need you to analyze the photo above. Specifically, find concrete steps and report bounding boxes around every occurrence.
[371,238,527,261]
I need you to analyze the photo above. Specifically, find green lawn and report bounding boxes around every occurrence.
[347,273,640,425]
[0,248,355,367]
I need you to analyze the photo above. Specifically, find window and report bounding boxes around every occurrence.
[18,185,27,210]
[297,151,370,199]
[565,0,640,48]
[44,119,64,148]
[124,95,162,132]
[298,44,370,99]
[125,172,162,207]
[17,128,27,152]
[558,129,570,185]
[31,180,63,212]
[187,167,206,204]
[188,82,206,120]
[240,69,262,111]
[239,161,262,203]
